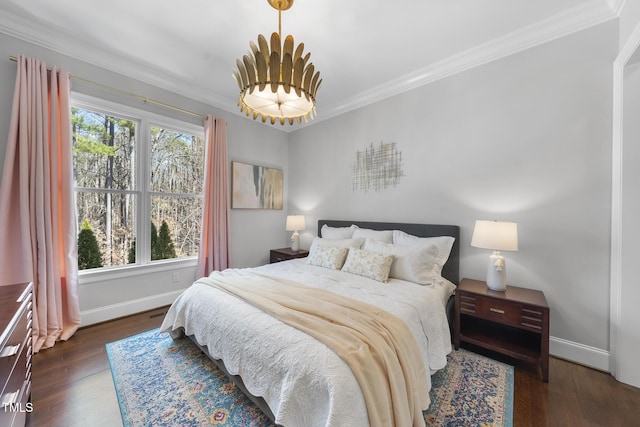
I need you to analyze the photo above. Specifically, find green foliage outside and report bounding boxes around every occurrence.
[128,239,136,264]
[77,220,103,270]
[156,220,177,260]
[150,222,158,260]
[128,221,177,263]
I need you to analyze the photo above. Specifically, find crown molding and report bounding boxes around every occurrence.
[0,10,235,116]
[319,0,617,123]
[0,1,618,131]
[606,0,627,16]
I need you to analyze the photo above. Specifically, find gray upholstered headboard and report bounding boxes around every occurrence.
[317,219,460,284]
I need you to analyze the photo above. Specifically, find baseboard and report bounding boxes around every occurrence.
[80,289,185,327]
[550,336,610,372]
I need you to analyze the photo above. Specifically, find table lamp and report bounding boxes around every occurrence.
[470,220,518,291]
[286,215,306,252]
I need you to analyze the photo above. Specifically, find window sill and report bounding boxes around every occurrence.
[78,257,198,285]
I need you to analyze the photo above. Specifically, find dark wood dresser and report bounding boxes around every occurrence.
[1,282,33,426]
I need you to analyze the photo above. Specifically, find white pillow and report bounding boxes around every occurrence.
[392,230,455,275]
[341,248,394,282]
[309,237,364,254]
[363,239,438,285]
[352,228,392,243]
[321,224,358,239]
[306,245,349,270]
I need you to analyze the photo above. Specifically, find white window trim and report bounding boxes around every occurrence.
[78,256,198,285]
[71,93,204,283]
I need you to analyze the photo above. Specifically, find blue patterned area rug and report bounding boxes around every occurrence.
[106,329,513,427]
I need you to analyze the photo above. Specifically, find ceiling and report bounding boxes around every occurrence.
[0,0,621,129]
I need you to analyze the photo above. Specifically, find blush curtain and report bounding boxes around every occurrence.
[0,55,80,352]
[196,115,230,277]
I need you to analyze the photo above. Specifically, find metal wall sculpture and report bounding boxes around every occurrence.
[352,142,404,192]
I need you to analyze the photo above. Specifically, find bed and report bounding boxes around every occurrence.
[160,220,460,427]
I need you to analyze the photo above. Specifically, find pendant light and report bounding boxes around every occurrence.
[232,0,322,125]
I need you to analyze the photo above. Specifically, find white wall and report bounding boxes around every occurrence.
[619,61,640,387]
[609,0,640,389]
[288,21,618,369]
[620,0,640,50]
[0,32,290,325]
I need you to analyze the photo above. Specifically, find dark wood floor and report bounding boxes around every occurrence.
[25,307,640,427]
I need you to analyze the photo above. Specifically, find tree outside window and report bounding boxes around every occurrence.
[72,102,204,270]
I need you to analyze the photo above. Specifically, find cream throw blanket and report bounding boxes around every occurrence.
[201,270,428,427]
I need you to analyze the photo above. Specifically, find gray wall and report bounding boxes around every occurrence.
[288,21,617,369]
[0,32,290,323]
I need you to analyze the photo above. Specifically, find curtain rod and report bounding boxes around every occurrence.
[8,55,207,120]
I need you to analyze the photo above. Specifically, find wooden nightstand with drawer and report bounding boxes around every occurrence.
[454,278,549,381]
[270,247,309,263]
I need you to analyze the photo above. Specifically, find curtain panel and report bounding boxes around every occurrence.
[196,115,231,277]
[0,55,80,352]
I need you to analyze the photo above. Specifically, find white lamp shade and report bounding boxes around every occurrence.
[471,220,518,251]
[286,215,306,231]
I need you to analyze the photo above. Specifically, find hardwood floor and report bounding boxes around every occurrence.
[25,307,168,427]
[25,308,640,427]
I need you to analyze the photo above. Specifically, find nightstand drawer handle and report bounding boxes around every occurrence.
[490,307,505,314]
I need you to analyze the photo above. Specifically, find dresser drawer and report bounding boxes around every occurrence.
[1,335,29,395]
[0,300,31,391]
[0,282,32,427]
[0,338,29,426]
[0,377,30,427]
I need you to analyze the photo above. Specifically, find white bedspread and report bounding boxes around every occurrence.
[160,259,455,427]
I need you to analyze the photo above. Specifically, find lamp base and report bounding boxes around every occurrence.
[290,231,300,252]
[486,251,507,291]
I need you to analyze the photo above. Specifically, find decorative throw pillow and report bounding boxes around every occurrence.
[341,248,394,282]
[363,239,438,285]
[352,228,393,243]
[392,230,455,275]
[306,245,349,270]
[321,224,358,239]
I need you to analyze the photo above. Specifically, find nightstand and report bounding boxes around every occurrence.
[270,247,309,263]
[454,278,549,381]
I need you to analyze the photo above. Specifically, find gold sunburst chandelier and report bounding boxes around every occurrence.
[232,0,322,125]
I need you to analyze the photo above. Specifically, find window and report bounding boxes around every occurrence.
[72,96,204,271]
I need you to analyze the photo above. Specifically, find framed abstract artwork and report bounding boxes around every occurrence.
[231,161,283,209]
